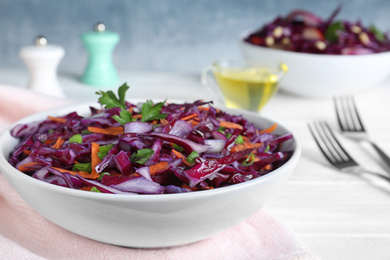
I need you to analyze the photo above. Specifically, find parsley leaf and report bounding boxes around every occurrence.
[325,21,344,43]
[112,109,134,125]
[96,83,134,125]
[141,100,167,122]
[96,84,167,124]
[370,25,385,42]
[96,83,129,110]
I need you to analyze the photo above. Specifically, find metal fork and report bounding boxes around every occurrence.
[334,96,390,171]
[308,121,390,182]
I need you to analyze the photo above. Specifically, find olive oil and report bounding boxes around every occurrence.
[213,67,280,112]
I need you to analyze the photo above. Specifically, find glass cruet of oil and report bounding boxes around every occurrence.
[202,60,287,113]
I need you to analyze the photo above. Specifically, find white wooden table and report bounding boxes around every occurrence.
[1,69,390,260]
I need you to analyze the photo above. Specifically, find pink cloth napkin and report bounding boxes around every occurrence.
[0,85,319,260]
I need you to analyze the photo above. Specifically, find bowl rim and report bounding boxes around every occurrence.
[0,101,301,202]
[240,28,390,59]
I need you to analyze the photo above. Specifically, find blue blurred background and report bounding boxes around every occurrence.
[1,0,390,74]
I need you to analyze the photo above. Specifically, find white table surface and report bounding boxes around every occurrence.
[1,68,390,260]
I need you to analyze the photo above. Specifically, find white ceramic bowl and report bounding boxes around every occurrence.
[0,102,301,248]
[241,33,390,98]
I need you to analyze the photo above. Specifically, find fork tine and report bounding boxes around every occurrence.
[320,121,355,162]
[348,96,366,132]
[308,122,336,165]
[309,121,358,168]
[334,96,347,131]
[334,96,365,132]
[334,96,354,131]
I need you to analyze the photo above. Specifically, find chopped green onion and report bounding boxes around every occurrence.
[69,134,82,144]
[242,153,256,166]
[98,144,115,159]
[73,163,92,173]
[98,172,110,181]
[130,148,154,164]
[235,135,244,144]
[172,143,184,152]
[218,126,226,133]
[91,186,102,193]
[187,151,200,164]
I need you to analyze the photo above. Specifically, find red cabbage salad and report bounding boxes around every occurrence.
[244,6,390,55]
[8,84,294,194]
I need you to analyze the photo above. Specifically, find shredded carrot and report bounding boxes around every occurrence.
[90,142,102,179]
[149,161,169,175]
[75,170,93,178]
[79,186,93,191]
[51,166,91,178]
[259,123,278,134]
[241,136,251,143]
[263,164,272,170]
[188,119,199,126]
[128,106,134,114]
[237,144,247,151]
[181,183,198,191]
[244,153,260,163]
[181,113,198,121]
[160,119,169,126]
[17,162,41,172]
[87,126,124,136]
[129,172,141,178]
[171,149,192,166]
[51,144,102,180]
[23,150,31,155]
[51,137,64,149]
[244,141,262,149]
[230,142,262,153]
[181,183,213,191]
[198,106,220,113]
[219,120,243,130]
[133,114,142,119]
[198,106,209,111]
[47,116,66,124]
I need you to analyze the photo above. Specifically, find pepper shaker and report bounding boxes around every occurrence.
[81,22,120,87]
[19,36,65,98]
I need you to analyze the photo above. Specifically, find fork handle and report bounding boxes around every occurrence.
[369,141,390,173]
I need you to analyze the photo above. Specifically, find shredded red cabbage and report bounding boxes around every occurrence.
[8,89,294,194]
[244,6,390,54]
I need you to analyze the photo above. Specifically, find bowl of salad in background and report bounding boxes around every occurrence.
[0,85,301,248]
[241,7,390,98]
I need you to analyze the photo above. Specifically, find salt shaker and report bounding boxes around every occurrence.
[81,22,120,87]
[19,36,65,98]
